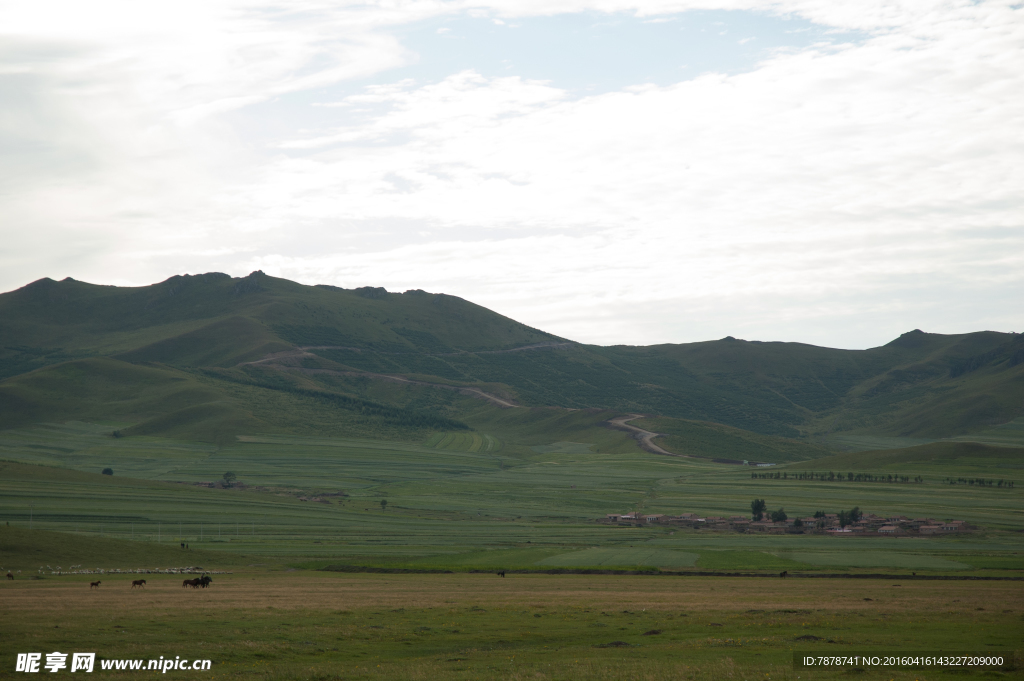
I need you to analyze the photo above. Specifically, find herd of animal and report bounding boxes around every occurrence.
[82,577,210,589]
[6,571,214,588]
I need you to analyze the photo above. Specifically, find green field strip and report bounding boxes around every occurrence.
[440,433,463,450]
[236,434,448,454]
[694,550,807,571]
[469,432,483,452]
[777,550,971,570]
[826,435,937,451]
[422,432,445,447]
[536,547,699,568]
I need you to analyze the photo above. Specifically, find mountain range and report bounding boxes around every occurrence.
[1,271,1021,455]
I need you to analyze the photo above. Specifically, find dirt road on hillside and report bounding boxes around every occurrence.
[606,415,685,457]
[241,342,575,409]
[247,342,573,366]
[296,368,518,408]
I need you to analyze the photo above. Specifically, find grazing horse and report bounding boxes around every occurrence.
[779,571,788,578]
[199,575,212,588]
[90,580,101,589]
[131,579,146,589]
[183,578,202,588]
[497,571,505,578]
[6,572,13,580]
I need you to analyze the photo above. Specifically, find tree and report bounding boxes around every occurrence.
[848,506,862,523]
[750,499,767,521]
[794,518,803,527]
[380,499,388,512]
[101,468,113,476]
[222,471,236,488]
[770,507,788,523]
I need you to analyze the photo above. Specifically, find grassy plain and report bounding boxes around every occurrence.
[1,417,1021,576]
[1,421,1021,680]
[1,569,1021,681]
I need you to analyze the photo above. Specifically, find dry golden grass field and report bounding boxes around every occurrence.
[2,571,1021,680]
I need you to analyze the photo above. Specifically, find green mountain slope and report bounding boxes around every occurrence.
[0,271,560,376]
[0,357,470,445]
[783,441,1024,479]
[295,329,1023,438]
[1,272,1021,448]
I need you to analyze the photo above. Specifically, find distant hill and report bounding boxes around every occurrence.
[1,272,1021,446]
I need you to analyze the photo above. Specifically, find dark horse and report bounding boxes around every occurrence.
[131,579,146,589]
[182,578,202,588]
[90,580,101,589]
[496,571,505,578]
[6,572,13,580]
[779,571,788,578]
[199,575,212,588]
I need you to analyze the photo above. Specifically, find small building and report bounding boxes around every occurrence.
[827,527,855,536]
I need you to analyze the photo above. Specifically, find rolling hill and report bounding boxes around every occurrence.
[1,271,1022,453]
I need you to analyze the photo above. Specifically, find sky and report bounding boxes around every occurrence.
[1,0,1021,349]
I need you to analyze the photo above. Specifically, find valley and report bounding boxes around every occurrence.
[0,271,1021,679]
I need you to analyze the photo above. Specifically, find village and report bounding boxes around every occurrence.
[598,511,976,536]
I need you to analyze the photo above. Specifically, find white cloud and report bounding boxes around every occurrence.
[0,0,1021,348]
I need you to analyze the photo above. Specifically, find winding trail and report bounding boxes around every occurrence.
[242,341,576,408]
[295,368,517,408]
[606,415,686,458]
[246,342,572,365]
[242,355,517,408]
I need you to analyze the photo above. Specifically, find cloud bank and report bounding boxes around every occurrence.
[1,0,1021,347]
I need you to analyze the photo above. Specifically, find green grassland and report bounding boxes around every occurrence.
[783,441,1024,480]
[2,419,1020,576]
[632,416,832,463]
[825,418,1024,453]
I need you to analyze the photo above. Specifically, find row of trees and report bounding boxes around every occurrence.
[945,477,1014,487]
[752,500,864,528]
[751,471,923,483]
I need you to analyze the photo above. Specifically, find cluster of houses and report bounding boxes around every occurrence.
[598,512,975,536]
